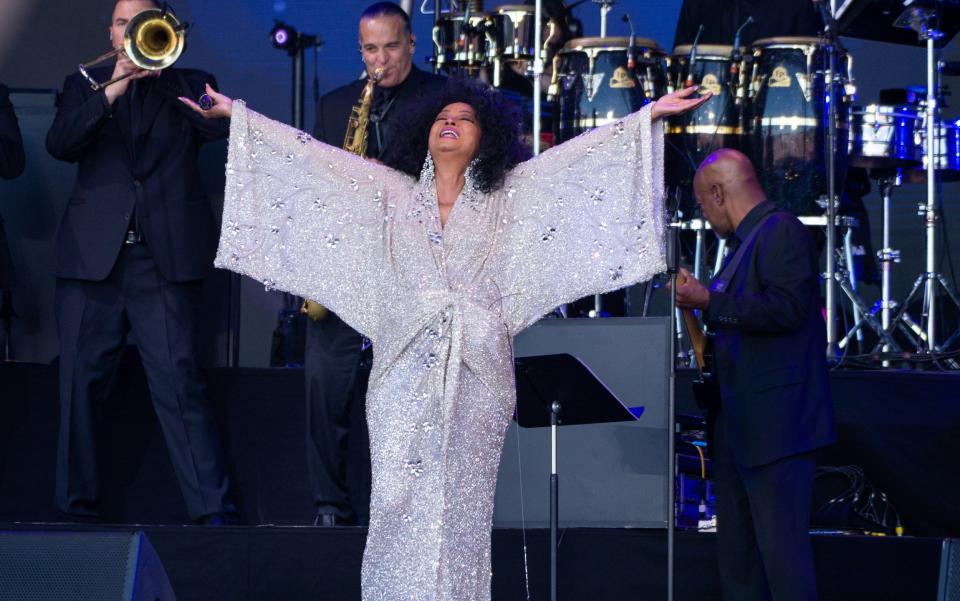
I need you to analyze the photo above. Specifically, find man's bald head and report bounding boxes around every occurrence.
[693,149,767,238]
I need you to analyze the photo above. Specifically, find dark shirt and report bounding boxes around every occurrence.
[731,200,775,248]
[369,79,404,160]
[314,65,445,170]
[673,0,822,47]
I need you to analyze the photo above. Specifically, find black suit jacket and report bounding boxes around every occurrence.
[0,82,25,180]
[314,65,445,166]
[706,201,836,467]
[46,67,229,283]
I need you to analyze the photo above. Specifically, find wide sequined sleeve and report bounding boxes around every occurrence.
[494,103,666,335]
[214,101,414,337]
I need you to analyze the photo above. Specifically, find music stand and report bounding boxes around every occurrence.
[514,353,644,601]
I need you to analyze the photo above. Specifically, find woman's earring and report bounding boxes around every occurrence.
[420,151,436,183]
[465,157,480,190]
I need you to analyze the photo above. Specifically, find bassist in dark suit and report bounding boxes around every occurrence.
[46,0,236,525]
[675,149,835,601]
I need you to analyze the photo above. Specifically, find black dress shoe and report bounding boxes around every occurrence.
[313,512,357,527]
[196,512,241,526]
[56,511,99,524]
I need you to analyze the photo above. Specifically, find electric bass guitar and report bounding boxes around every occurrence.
[676,272,720,410]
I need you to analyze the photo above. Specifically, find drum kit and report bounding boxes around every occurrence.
[426,0,960,363]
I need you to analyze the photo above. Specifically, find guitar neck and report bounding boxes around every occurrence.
[676,272,708,373]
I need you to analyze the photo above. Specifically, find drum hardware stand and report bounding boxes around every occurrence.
[889,7,960,355]
[843,221,865,351]
[592,0,616,38]
[814,0,842,360]
[876,173,904,364]
[835,254,902,357]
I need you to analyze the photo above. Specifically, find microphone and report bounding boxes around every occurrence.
[811,0,835,35]
[622,14,636,70]
[730,16,753,78]
[685,24,704,88]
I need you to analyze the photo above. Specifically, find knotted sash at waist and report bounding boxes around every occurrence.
[370,289,516,402]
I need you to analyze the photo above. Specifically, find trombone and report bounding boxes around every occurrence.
[79,7,188,90]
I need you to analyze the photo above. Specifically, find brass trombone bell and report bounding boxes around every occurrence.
[79,8,188,91]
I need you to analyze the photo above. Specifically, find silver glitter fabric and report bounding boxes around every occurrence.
[216,101,665,601]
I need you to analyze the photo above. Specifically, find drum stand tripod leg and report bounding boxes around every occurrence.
[836,266,901,353]
[877,176,900,365]
[843,225,864,353]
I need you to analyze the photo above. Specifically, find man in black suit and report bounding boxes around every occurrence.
[306,2,444,527]
[0,81,25,305]
[46,0,236,525]
[0,82,25,180]
[675,149,836,601]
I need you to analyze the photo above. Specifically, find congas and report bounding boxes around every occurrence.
[552,37,666,318]
[849,104,922,170]
[665,45,750,217]
[552,37,667,144]
[432,11,495,70]
[490,5,557,63]
[745,37,851,215]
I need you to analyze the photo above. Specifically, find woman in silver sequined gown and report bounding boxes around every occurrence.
[184,80,708,601]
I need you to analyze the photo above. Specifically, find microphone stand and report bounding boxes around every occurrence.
[730,16,752,127]
[814,0,841,360]
[685,25,704,88]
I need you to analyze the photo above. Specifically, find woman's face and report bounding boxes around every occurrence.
[428,102,482,162]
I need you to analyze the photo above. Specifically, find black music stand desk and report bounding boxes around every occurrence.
[514,353,644,601]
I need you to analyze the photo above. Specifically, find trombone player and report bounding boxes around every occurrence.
[46,0,236,525]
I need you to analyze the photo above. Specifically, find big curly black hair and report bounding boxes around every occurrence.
[391,76,530,194]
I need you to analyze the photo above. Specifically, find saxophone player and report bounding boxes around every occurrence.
[306,2,445,527]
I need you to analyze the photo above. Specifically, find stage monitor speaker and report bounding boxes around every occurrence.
[0,530,176,601]
[941,539,960,601]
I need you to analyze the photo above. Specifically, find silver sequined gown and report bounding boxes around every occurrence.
[216,101,666,601]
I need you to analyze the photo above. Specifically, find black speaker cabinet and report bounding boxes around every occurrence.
[941,539,960,601]
[0,530,175,601]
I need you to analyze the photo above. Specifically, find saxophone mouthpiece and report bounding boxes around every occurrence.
[371,66,385,82]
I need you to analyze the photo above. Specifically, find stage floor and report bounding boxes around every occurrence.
[0,523,947,601]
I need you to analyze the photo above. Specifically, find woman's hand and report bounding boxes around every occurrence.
[651,86,711,122]
[179,83,233,119]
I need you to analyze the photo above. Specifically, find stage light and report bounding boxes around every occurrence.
[270,21,298,52]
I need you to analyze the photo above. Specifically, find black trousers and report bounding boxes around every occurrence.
[304,311,371,521]
[54,243,233,521]
[713,409,819,601]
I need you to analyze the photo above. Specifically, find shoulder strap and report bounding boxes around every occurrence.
[710,212,777,294]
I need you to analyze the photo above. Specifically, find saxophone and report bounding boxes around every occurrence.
[302,67,384,322]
